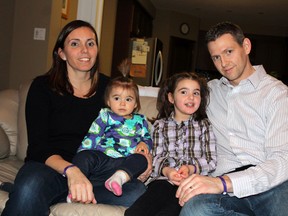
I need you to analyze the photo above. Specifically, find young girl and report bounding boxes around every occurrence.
[68,72,152,204]
[125,72,217,216]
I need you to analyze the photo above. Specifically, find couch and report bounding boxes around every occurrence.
[0,81,159,216]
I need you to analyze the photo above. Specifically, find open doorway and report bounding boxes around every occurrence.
[168,36,195,77]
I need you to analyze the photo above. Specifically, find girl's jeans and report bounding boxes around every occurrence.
[72,150,148,183]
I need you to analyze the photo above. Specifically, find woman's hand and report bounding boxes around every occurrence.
[45,155,96,204]
[66,166,97,204]
[137,153,152,182]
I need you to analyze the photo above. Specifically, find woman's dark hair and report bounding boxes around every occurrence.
[104,76,141,113]
[46,20,99,97]
[205,21,245,46]
[156,72,209,121]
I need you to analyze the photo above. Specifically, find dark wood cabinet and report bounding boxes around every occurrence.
[111,0,153,78]
[131,3,153,38]
[248,34,288,83]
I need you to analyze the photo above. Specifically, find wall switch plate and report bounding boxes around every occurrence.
[33,28,46,40]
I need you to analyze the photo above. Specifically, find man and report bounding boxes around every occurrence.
[176,21,288,216]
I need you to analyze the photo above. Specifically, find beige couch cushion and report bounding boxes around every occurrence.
[0,156,23,182]
[138,85,159,97]
[50,203,126,216]
[138,85,159,127]
[0,89,18,156]
[0,191,8,212]
[139,96,158,121]
[0,127,10,159]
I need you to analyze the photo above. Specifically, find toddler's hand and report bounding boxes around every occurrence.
[135,142,149,154]
[138,153,152,182]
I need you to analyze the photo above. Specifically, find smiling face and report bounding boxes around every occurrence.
[107,86,137,118]
[208,33,254,86]
[58,27,98,75]
[168,79,201,122]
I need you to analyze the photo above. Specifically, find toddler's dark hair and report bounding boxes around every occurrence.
[104,76,141,112]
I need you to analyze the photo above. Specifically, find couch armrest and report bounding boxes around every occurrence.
[0,89,18,156]
[0,190,9,214]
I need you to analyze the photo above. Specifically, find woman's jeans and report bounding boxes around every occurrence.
[180,179,288,216]
[2,158,146,216]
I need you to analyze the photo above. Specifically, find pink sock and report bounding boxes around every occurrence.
[105,179,122,196]
[105,171,128,196]
[66,193,72,203]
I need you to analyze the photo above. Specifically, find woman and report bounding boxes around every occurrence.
[2,20,148,216]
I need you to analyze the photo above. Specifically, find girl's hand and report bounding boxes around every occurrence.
[177,165,189,179]
[66,166,97,204]
[135,142,149,154]
[163,167,183,185]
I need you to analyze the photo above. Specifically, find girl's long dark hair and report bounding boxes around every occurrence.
[46,20,99,97]
[156,72,210,121]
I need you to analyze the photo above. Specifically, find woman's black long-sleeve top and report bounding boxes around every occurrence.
[25,73,109,163]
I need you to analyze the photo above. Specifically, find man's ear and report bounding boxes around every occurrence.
[58,48,66,61]
[243,38,252,55]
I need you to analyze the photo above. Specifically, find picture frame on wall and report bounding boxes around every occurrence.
[61,0,69,19]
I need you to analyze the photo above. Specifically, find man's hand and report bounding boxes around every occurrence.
[176,175,227,206]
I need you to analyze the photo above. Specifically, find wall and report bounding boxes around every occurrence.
[152,9,200,80]
[6,0,78,90]
[99,0,117,76]
[99,0,158,78]
[198,17,288,37]
[3,0,287,90]
[4,0,110,89]
[196,21,288,83]
[153,9,288,84]
[47,0,78,70]
[98,0,173,79]
[0,0,15,90]
[9,0,52,89]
